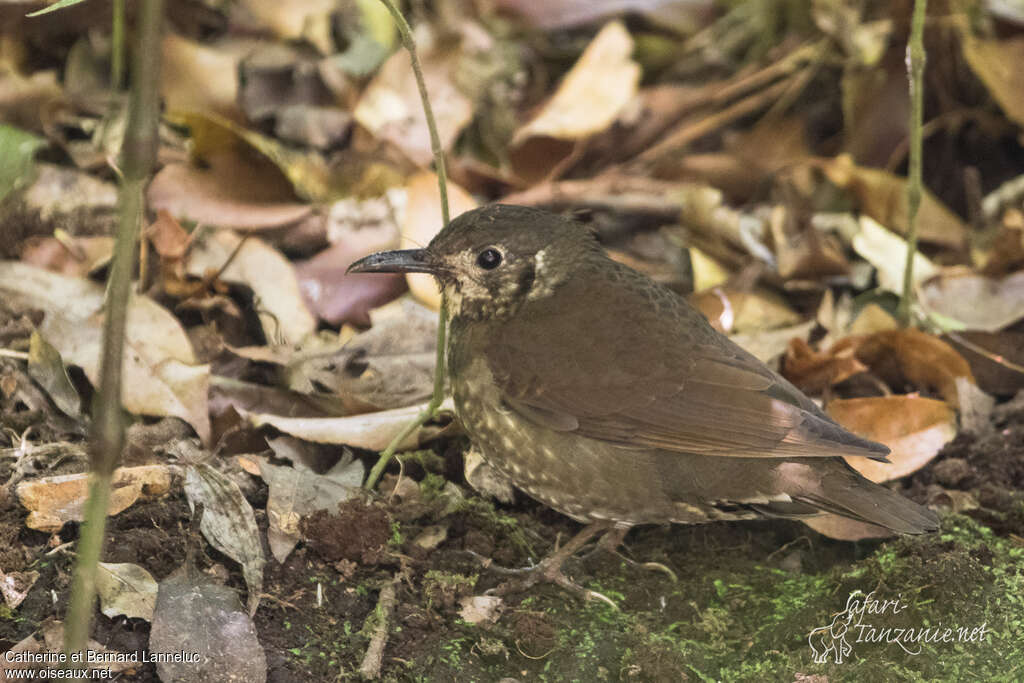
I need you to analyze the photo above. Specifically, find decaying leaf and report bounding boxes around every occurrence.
[147,161,313,231]
[247,397,455,450]
[0,568,39,609]
[161,33,244,121]
[818,156,967,248]
[172,111,330,202]
[962,34,1024,129]
[291,297,438,411]
[184,463,265,615]
[463,448,515,503]
[96,562,158,620]
[149,570,267,683]
[690,286,801,334]
[827,395,957,482]
[16,465,172,533]
[458,594,504,625]
[510,21,640,181]
[730,320,817,365]
[257,451,364,562]
[0,262,211,441]
[27,330,81,418]
[354,34,474,166]
[783,336,868,394]
[850,328,974,404]
[852,216,938,294]
[919,268,1024,333]
[295,192,405,325]
[21,233,114,277]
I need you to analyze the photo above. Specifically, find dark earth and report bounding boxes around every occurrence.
[0,391,1022,682]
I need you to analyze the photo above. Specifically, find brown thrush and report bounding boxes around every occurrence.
[349,205,939,599]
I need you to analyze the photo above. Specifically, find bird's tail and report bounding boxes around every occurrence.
[789,462,939,534]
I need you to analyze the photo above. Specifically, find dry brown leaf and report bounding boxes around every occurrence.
[514,21,640,144]
[296,194,405,326]
[827,395,956,482]
[851,328,975,405]
[458,595,504,625]
[852,216,938,293]
[944,330,1024,396]
[257,453,364,563]
[147,210,191,260]
[402,172,478,308]
[920,268,1024,333]
[690,287,801,334]
[730,320,817,365]
[186,230,316,345]
[495,0,706,31]
[803,514,896,541]
[161,33,244,121]
[0,568,39,609]
[510,21,640,181]
[96,562,158,621]
[185,463,265,616]
[20,234,113,277]
[783,337,868,394]
[817,156,967,248]
[0,263,211,441]
[172,111,330,202]
[237,0,337,44]
[247,397,454,450]
[354,37,474,166]
[769,212,849,281]
[962,35,1024,129]
[16,465,172,533]
[292,298,438,410]
[147,162,312,231]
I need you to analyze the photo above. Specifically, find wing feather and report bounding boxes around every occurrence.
[485,268,888,461]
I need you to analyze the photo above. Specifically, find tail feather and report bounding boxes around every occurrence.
[783,462,939,534]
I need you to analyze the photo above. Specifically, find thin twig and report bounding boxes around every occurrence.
[64,0,164,659]
[898,0,928,326]
[377,1,448,226]
[364,0,452,491]
[358,580,399,679]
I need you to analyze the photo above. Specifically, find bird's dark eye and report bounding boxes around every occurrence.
[476,248,503,270]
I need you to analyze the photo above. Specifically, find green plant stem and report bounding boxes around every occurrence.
[64,0,164,659]
[364,0,452,491]
[378,0,449,226]
[365,301,447,490]
[898,0,927,326]
[111,0,126,89]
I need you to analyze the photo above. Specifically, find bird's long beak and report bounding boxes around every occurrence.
[346,248,439,275]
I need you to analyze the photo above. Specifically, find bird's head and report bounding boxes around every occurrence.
[348,204,601,320]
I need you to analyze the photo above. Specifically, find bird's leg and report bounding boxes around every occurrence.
[486,521,619,608]
[581,525,679,583]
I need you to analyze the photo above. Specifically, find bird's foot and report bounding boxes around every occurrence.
[487,557,619,610]
[471,521,620,608]
[580,526,679,583]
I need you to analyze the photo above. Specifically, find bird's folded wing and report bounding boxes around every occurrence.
[487,302,888,461]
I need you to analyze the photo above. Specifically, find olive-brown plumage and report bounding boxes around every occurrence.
[350,204,938,593]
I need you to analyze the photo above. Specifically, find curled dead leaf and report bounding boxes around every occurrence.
[16,465,172,533]
[510,21,640,182]
[827,395,956,482]
[818,156,967,248]
[247,397,455,450]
